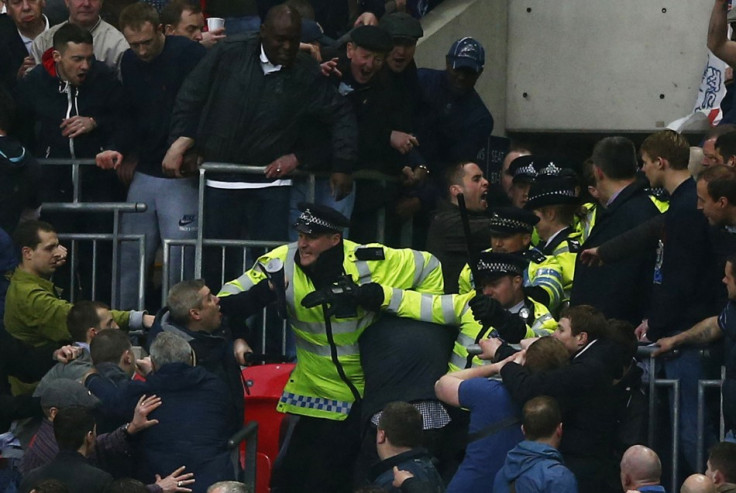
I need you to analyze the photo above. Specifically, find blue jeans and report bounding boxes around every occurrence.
[288,177,355,241]
[663,347,717,472]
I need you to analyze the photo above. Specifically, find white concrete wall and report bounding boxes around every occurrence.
[416,0,713,133]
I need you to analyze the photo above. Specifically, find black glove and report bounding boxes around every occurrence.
[355,282,384,312]
[469,294,502,326]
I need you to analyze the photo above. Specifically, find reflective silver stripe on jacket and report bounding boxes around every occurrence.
[386,288,403,313]
[456,332,475,347]
[412,250,425,286]
[531,313,555,336]
[440,295,457,325]
[294,337,360,358]
[290,313,376,336]
[449,351,468,370]
[279,391,352,415]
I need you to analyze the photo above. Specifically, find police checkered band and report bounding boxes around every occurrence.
[538,162,562,176]
[297,208,341,232]
[477,259,521,275]
[514,162,537,178]
[528,189,576,202]
[279,391,353,415]
[489,215,534,232]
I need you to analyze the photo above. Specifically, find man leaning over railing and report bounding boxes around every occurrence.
[4,220,153,395]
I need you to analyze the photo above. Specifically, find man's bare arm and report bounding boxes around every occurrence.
[653,316,722,356]
[708,0,736,65]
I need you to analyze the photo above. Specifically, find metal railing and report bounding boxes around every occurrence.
[637,345,681,493]
[43,200,147,309]
[697,366,726,472]
[228,421,259,492]
[163,238,288,355]
[37,158,97,203]
[194,163,409,278]
[637,345,729,493]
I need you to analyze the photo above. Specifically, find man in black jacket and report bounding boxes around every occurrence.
[147,279,257,427]
[570,136,661,325]
[163,4,357,286]
[639,129,722,472]
[15,23,125,302]
[494,305,623,493]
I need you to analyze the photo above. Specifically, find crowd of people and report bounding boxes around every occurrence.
[6,0,736,493]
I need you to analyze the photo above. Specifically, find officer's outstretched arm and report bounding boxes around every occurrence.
[219,279,276,319]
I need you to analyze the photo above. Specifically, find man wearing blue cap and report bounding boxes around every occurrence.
[217,202,444,493]
[416,36,493,177]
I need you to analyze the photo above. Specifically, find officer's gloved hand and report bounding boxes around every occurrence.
[355,282,384,312]
[469,294,502,326]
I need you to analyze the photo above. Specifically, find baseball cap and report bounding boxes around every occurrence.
[447,37,485,73]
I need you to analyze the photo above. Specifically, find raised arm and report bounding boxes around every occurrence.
[708,0,736,65]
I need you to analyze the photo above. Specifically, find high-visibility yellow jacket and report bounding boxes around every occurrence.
[538,227,582,302]
[575,195,668,244]
[457,247,564,312]
[218,240,444,421]
[378,287,556,372]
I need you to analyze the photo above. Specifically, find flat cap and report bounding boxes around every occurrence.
[488,207,539,236]
[350,25,393,53]
[294,202,350,235]
[379,12,423,41]
[40,379,100,409]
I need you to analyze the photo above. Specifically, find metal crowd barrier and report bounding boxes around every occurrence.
[637,345,727,493]
[697,366,726,472]
[55,232,146,310]
[162,238,288,356]
[194,163,410,278]
[228,421,259,492]
[43,202,148,308]
[37,158,96,203]
[637,345,679,493]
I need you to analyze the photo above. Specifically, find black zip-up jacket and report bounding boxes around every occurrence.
[14,48,124,202]
[15,48,123,160]
[169,32,357,183]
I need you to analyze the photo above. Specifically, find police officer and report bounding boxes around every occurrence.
[457,207,565,313]
[525,162,582,306]
[369,251,556,372]
[217,203,443,493]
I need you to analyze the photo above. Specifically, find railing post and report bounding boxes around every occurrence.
[111,209,120,309]
[195,168,206,279]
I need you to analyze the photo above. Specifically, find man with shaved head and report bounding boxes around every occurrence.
[682,474,716,493]
[619,445,663,492]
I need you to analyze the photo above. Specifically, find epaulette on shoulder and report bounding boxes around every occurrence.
[567,239,581,253]
[355,246,385,261]
[521,248,546,264]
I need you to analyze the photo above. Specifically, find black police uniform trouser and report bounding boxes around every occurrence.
[270,403,362,493]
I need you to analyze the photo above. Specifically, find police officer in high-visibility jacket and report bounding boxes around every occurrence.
[375,251,556,372]
[217,203,444,493]
[525,163,583,307]
[458,207,564,313]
